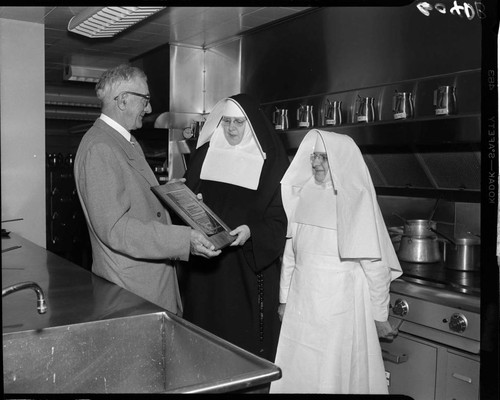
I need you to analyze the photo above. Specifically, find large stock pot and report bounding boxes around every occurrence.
[397,235,441,263]
[443,236,480,271]
[395,218,441,263]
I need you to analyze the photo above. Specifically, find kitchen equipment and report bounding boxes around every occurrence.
[443,236,480,271]
[392,214,441,263]
[65,153,74,167]
[397,235,441,263]
[427,198,440,221]
[47,153,58,167]
[356,95,375,123]
[433,85,457,115]
[324,99,342,126]
[297,104,314,128]
[3,311,281,393]
[427,227,478,271]
[273,107,289,130]
[392,91,414,119]
[393,214,437,237]
[403,219,437,237]
[383,277,480,400]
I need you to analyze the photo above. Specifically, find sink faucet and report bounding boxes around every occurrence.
[2,281,48,314]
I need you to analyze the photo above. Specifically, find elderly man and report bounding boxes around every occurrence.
[74,64,220,315]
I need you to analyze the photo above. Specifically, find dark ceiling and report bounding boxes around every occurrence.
[0,6,311,87]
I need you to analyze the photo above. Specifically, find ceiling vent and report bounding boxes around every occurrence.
[67,7,165,38]
[63,65,107,83]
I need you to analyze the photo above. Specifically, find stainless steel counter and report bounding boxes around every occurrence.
[2,233,282,393]
[2,233,162,334]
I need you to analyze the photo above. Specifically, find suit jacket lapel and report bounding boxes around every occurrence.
[96,119,159,187]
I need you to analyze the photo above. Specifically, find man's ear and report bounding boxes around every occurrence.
[115,93,127,110]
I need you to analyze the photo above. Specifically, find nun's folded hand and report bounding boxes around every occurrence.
[229,225,251,246]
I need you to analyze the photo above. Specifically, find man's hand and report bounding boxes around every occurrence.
[190,230,221,258]
[229,225,251,246]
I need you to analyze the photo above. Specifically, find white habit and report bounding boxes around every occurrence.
[270,129,402,394]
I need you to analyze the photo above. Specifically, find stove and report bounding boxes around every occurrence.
[381,260,481,400]
[399,261,480,296]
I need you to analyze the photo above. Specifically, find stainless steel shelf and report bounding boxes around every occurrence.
[278,114,480,150]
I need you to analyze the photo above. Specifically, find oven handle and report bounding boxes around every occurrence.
[381,349,408,364]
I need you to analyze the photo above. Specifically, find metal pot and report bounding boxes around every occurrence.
[443,236,480,271]
[397,235,441,263]
[402,219,437,237]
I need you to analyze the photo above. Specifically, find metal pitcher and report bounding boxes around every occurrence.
[433,85,457,115]
[392,91,414,119]
[297,104,314,128]
[356,96,375,123]
[272,108,289,130]
[324,99,342,126]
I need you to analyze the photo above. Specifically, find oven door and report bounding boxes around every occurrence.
[381,332,438,400]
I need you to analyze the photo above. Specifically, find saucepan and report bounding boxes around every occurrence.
[431,228,480,271]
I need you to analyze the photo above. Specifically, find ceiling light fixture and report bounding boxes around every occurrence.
[68,6,165,38]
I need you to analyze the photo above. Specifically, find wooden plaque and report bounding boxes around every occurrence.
[151,182,235,250]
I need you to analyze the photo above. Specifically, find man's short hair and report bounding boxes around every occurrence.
[95,64,147,104]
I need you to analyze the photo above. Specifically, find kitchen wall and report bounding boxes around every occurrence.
[241,5,481,101]
[0,18,46,246]
[167,41,241,179]
[237,5,481,233]
[169,40,241,122]
[131,44,170,115]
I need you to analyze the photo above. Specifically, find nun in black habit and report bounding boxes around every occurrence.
[181,93,289,362]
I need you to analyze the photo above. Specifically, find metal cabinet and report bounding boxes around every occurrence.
[445,350,479,400]
[46,155,91,269]
[381,333,438,400]
[381,332,480,400]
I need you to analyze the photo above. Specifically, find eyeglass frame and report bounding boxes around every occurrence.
[220,116,247,128]
[310,152,328,163]
[114,91,151,107]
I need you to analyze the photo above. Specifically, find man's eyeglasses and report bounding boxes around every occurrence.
[310,153,328,163]
[114,91,150,107]
[220,117,247,128]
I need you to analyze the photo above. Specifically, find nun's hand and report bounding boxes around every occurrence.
[229,225,251,246]
[375,319,399,342]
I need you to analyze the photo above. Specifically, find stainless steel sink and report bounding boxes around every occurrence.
[3,312,281,393]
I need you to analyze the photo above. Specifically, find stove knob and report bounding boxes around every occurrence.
[449,313,468,333]
[392,299,409,317]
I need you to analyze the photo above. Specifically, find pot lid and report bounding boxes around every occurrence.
[454,236,480,245]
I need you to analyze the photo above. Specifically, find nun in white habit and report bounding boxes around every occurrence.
[270,129,402,394]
